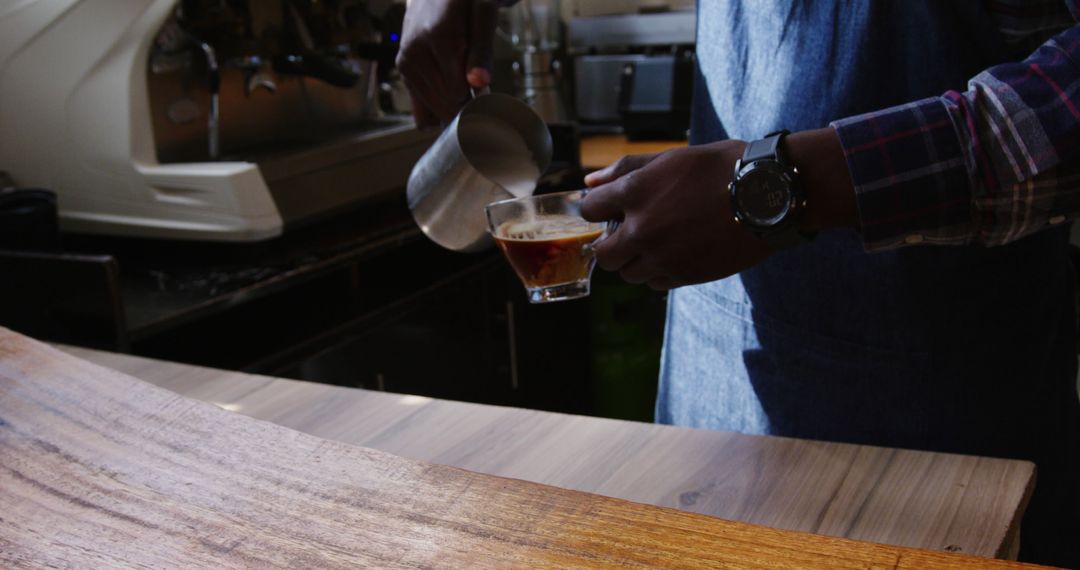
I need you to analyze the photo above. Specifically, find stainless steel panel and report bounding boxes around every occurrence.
[251,117,437,227]
[574,54,647,122]
[568,11,696,51]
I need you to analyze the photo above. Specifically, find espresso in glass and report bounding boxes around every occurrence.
[495,216,604,287]
[486,191,608,303]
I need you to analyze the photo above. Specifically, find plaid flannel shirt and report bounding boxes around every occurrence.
[831,0,1080,251]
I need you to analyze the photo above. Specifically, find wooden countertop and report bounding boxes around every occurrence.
[58,343,1036,562]
[580,134,688,170]
[2,329,1048,568]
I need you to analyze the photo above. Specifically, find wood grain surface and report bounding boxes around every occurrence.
[63,345,1036,561]
[0,328,1049,568]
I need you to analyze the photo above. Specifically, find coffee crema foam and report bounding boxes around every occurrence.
[496,215,603,241]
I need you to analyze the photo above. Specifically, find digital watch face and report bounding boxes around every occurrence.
[734,168,791,227]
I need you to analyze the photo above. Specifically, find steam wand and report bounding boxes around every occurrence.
[194,39,220,160]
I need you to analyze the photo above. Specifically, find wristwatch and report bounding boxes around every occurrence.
[728,130,813,250]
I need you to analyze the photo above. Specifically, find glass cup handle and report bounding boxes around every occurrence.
[582,220,620,257]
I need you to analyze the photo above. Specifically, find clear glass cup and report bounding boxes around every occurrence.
[486,190,608,303]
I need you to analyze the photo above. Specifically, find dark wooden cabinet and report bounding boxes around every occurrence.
[1,196,659,418]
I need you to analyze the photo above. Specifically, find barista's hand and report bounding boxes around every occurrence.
[396,0,504,128]
[581,141,772,290]
[581,128,857,290]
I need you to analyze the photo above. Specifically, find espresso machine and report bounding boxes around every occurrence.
[568,9,694,138]
[0,0,429,242]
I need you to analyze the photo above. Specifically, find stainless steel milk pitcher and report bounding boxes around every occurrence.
[407,92,552,252]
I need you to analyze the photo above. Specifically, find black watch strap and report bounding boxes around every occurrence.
[742,130,789,164]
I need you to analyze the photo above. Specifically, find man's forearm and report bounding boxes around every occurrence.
[787,128,858,232]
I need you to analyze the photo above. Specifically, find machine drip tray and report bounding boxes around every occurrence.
[241,116,437,229]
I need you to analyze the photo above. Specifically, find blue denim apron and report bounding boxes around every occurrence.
[659,2,1080,564]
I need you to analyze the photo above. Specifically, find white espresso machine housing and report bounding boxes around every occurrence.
[0,0,427,242]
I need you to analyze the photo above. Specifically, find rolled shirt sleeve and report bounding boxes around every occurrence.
[831,13,1080,251]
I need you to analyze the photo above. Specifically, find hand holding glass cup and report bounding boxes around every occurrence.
[486,190,609,303]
